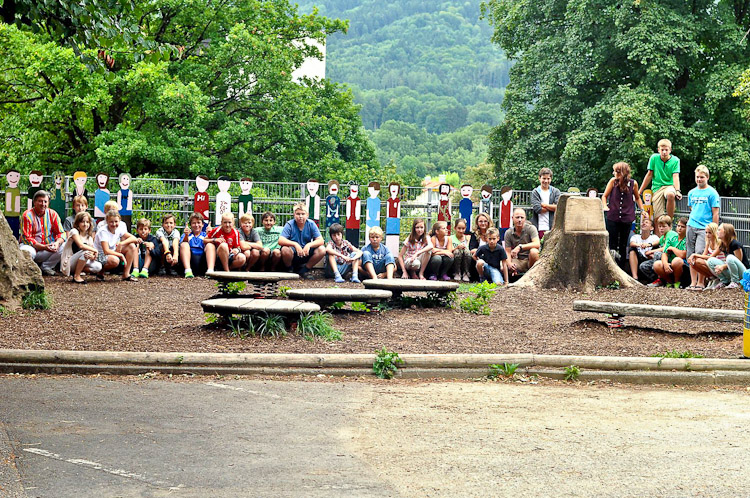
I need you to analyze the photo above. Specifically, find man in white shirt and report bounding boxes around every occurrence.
[530,168,561,239]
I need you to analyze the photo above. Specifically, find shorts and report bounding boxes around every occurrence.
[652,185,677,220]
[403,257,421,270]
[686,225,706,258]
[510,258,530,274]
[189,251,207,274]
[362,252,395,274]
[324,261,352,278]
[289,246,313,270]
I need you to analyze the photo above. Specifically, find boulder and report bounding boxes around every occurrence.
[0,212,44,309]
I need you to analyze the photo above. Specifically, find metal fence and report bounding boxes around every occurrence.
[3,176,749,248]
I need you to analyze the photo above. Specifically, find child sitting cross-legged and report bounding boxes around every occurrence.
[475,227,508,286]
[362,226,395,280]
[628,217,659,282]
[652,216,688,288]
[180,212,214,278]
[325,223,362,283]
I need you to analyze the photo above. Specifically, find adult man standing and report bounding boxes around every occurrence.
[278,202,326,279]
[504,208,540,277]
[19,190,64,276]
[641,138,681,220]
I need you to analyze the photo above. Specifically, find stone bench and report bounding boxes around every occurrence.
[362,279,459,300]
[205,271,299,298]
[201,298,320,320]
[286,288,393,308]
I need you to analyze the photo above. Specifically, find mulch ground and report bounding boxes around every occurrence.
[1,275,747,359]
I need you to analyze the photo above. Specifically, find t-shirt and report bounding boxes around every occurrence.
[403,238,427,260]
[240,228,260,243]
[687,186,720,229]
[155,227,182,249]
[95,224,127,253]
[327,239,358,265]
[538,188,551,231]
[259,226,282,251]
[96,220,126,233]
[207,226,242,250]
[362,243,392,264]
[475,244,508,270]
[280,219,321,246]
[64,215,76,232]
[648,153,680,191]
[183,230,206,255]
[503,222,539,260]
[451,234,469,249]
[727,239,749,267]
[138,233,159,256]
[631,233,660,258]
[659,230,684,263]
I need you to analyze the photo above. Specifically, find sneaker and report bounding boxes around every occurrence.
[158,267,166,276]
[351,276,361,284]
[727,282,740,289]
[441,274,451,281]
[428,275,437,281]
[41,268,56,276]
[184,269,194,279]
[453,273,462,281]
[462,274,470,282]
[334,275,345,283]
[647,279,663,287]
[714,282,726,290]
[131,270,141,279]
[140,268,149,279]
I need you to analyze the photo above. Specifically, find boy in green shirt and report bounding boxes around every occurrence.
[641,138,682,220]
[258,211,282,270]
[652,216,687,288]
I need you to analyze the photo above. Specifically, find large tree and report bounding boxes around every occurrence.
[482,0,750,195]
[0,0,378,181]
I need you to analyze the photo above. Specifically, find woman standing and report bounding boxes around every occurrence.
[602,162,643,271]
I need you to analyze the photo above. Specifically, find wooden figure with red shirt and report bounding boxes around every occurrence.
[345,181,361,247]
[437,183,451,234]
[498,185,513,240]
[194,175,211,228]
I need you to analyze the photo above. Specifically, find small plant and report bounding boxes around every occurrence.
[350,301,370,312]
[227,316,256,339]
[205,313,219,324]
[0,305,14,317]
[328,301,345,310]
[652,350,705,359]
[563,365,581,381]
[222,281,246,295]
[373,348,403,379]
[374,301,392,312]
[277,285,291,298]
[297,312,342,341]
[606,280,621,290]
[256,313,286,338]
[488,363,519,379]
[458,282,497,315]
[22,288,52,310]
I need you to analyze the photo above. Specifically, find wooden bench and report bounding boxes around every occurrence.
[362,279,459,300]
[201,298,320,321]
[205,271,299,298]
[286,288,393,308]
[573,300,744,327]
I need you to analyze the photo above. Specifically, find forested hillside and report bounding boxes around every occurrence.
[298,0,510,178]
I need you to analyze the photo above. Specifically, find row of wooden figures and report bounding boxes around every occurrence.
[2,171,657,239]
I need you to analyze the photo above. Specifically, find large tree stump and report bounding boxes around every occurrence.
[0,212,44,309]
[512,194,640,292]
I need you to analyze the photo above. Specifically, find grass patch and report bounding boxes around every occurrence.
[297,312,342,341]
[457,281,496,315]
[652,350,705,359]
[22,288,52,310]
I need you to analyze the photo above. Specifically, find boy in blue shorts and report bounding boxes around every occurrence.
[325,223,362,283]
[361,226,395,279]
[180,212,213,278]
[475,227,509,285]
[686,165,720,289]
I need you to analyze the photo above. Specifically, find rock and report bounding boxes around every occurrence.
[0,212,44,309]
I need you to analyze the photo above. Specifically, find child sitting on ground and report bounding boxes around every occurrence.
[628,217,659,281]
[61,212,102,284]
[180,212,213,278]
[134,218,159,278]
[653,216,688,288]
[451,218,472,282]
[428,221,454,281]
[238,213,262,271]
[687,222,723,290]
[325,223,362,283]
[362,226,395,280]
[63,195,89,233]
[397,218,432,280]
[94,210,139,281]
[206,212,246,272]
[475,227,508,285]
[706,223,749,289]
[156,213,182,276]
[640,215,673,286]
[257,211,282,271]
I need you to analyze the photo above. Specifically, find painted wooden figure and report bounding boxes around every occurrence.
[194,175,210,226]
[305,179,321,226]
[215,176,232,226]
[479,184,493,219]
[385,182,401,255]
[50,171,66,221]
[437,183,451,234]
[498,185,513,240]
[117,173,133,231]
[458,184,473,231]
[345,181,361,246]
[73,171,88,200]
[325,180,341,230]
[4,169,21,238]
[94,172,110,221]
[238,178,253,219]
[365,181,381,239]
[27,170,43,211]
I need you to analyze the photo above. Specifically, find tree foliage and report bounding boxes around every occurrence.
[483,0,750,194]
[0,0,378,181]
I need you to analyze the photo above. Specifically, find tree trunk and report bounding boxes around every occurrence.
[513,194,641,292]
[0,212,44,309]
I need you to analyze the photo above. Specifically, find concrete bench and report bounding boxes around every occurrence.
[362,279,459,300]
[286,288,392,308]
[205,271,300,298]
[201,298,320,320]
[573,300,744,330]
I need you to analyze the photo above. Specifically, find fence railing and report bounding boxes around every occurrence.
[3,177,749,248]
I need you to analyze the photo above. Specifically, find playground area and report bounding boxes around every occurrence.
[1,275,745,359]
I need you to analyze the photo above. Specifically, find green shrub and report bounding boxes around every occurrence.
[297,312,342,341]
[488,363,519,379]
[458,281,496,315]
[22,288,51,310]
[373,348,403,379]
[563,365,581,381]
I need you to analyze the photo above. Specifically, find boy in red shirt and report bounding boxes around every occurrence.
[206,212,246,272]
